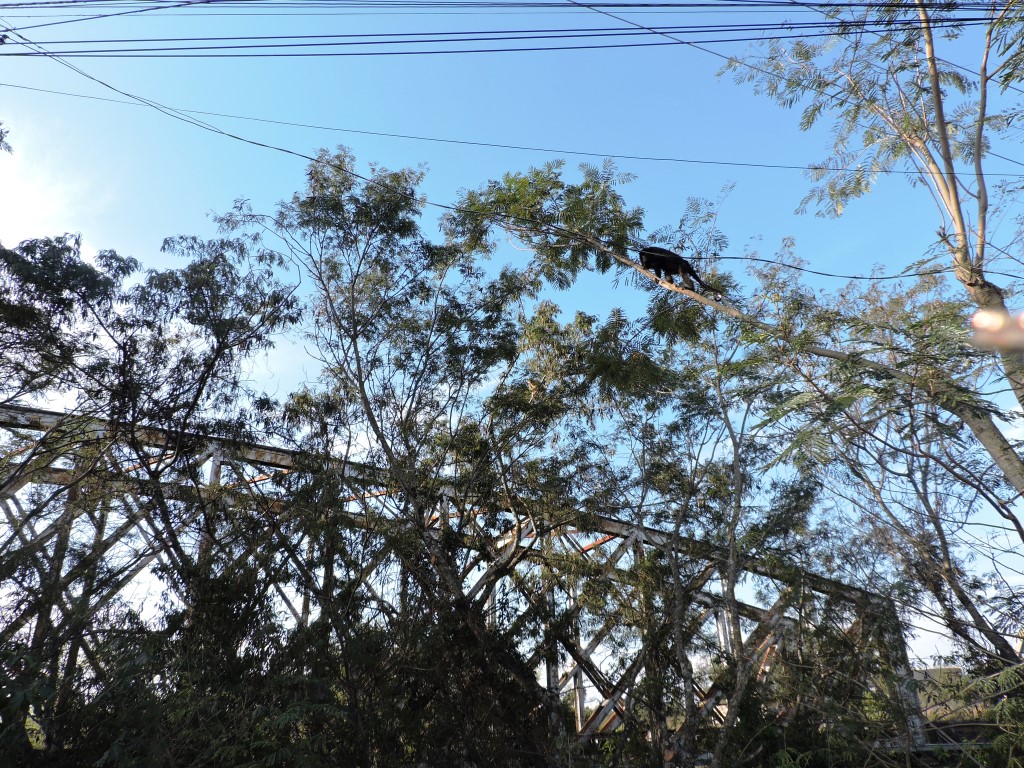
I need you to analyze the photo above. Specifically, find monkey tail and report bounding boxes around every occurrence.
[694,276,724,301]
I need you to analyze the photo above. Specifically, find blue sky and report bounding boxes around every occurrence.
[0,1,968,286]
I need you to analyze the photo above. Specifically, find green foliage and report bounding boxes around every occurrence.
[0,235,138,401]
[722,6,1016,218]
[0,646,53,760]
[955,666,1024,768]
[444,159,644,288]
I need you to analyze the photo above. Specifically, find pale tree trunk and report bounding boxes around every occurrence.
[914,1,1024,407]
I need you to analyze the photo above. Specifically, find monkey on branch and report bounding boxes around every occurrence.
[637,246,721,300]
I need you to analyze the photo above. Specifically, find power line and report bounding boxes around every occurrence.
[0,0,1005,7]
[0,0,1011,8]
[2,13,1018,286]
[0,23,995,55]
[0,32,1018,286]
[0,2,994,51]
[0,6,921,20]
[0,0,217,32]
[0,0,1009,30]
[0,83,996,285]
[18,16,991,44]
[0,0,1009,74]
[6,79,1023,178]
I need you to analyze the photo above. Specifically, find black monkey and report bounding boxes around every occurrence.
[638,246,717,295]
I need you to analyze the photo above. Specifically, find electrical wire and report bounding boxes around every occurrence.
[0,0,1011,8]
[1,8,1019,287]
[0,0,1009,33]
[6,80,1023,180]
[0,79,1016,285]
[0,15,996,54]
[0,0,218,32]
[0,29,997,56]
[14,14,994,43]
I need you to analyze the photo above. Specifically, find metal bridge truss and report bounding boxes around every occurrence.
[0,404,927,754]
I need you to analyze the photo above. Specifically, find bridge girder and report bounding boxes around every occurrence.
[0,404,927,755]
